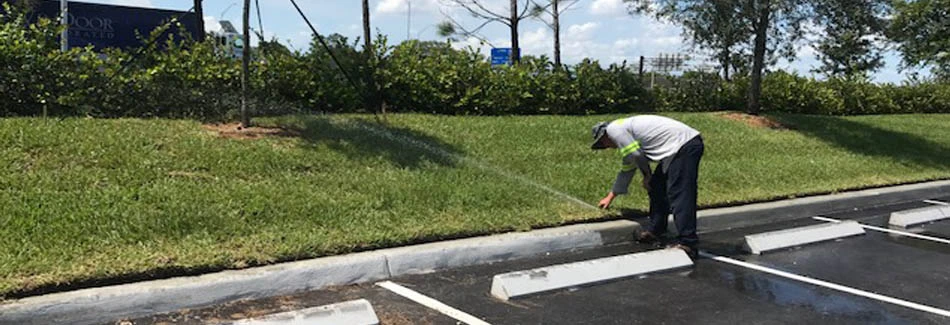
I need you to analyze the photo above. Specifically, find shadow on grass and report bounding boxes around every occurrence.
[276,115,462,169]
[772,114,950,169]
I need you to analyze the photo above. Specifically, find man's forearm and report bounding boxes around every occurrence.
[611,170,635,195]
[636,156,651,179]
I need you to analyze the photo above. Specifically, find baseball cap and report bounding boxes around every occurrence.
[590,122,609,150]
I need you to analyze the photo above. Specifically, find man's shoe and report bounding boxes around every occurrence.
[636,230,658,244]
[667,243,698,259]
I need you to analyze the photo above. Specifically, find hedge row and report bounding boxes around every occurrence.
[2,6,948,119]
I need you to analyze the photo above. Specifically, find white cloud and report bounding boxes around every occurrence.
[203,16,222,33]
[590,0,626,16]
[567,22,599,38]
[613,38,640,50]
[376,0,444,15]
[377,0,407,14]
[520,27,551,56]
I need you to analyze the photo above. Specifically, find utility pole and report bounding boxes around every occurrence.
[407,0,411,39]
[362,0,372,51]
[241,0,251,127]
[60,0,68,51]
[552,0,560,67]
[194,0,205,41]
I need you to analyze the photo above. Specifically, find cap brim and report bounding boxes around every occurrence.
[590,134,609,150]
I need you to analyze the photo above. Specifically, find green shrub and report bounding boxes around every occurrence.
[760,71,841,114]
[825,78,898,115]
[0,4,99,116]
[571,59,648,114]
[886,82,950,114]
[98,32,241,120]
[653,71,723,112]
[379,40,491,114]
[2,4,948,119]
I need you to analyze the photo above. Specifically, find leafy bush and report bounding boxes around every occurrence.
[570,59,649,114]
[379,40,491,114]
[1,4,948,120]
[885,81,950,114]
[761,71,843,114]
[96,32,241,120]
[0,4,98,116]
[758,70,949,115]
[653,71,724,112]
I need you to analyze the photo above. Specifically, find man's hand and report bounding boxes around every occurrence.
[598,192,616,209]
[641,175,652,192]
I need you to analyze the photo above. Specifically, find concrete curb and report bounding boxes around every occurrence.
[382,219,638,276]
[0,220,639,325]
[0,252,390,325]
[697,180,950,232]
[1,180,947,325]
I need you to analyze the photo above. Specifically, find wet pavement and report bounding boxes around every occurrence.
[126,196,950,324]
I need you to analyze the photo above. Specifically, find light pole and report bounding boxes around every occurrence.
[60,0,68,51]
[220,2,238,20]
[407,0,411,39]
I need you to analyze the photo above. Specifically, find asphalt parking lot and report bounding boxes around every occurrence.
[128,195,950,325]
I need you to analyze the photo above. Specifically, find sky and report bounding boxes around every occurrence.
[79,0,921,83]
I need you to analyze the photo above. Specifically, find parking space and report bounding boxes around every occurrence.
[815,197,950,246]
[740,231,950,309]
[128,282,456,325]
[126,197,950,324]
[384,244,941,324]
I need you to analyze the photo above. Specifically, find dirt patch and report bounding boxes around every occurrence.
[718,112,788,130]
[202,123,300,140]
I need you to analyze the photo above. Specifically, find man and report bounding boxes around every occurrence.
[591,115,704,258]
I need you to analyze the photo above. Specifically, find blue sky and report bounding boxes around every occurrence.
[82,0,919,83]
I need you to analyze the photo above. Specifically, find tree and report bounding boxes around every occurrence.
[437,0,534,64]
[811,0,889,79]
[629,0,811,114]
[631,0,750,81]
[889,0,950,81]
[241,0,250,126]
[529,0,580,67]
[361,0,383,114]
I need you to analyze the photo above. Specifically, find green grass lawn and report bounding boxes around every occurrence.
[1,112,948,298]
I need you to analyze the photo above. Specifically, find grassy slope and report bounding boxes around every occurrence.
[1,113,948,297]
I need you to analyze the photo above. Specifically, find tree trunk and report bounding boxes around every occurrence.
[241,0,251,127]
[721,50,731,81]
[747,0,769,116]
[361,0,382,114]
[510,0,520,64]
[362,0,372,53]
[194,0,205,41]
[553,0,561,67]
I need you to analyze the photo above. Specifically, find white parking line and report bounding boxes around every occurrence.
[699,252,950,317]
[924,199,950,206]
[377,281,491,325]
[812,216,950,245]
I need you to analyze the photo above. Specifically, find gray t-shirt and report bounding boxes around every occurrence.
[606,115,700,194]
